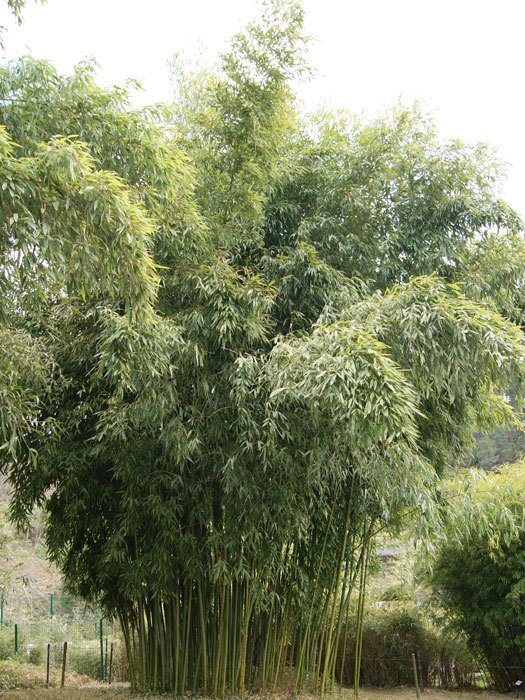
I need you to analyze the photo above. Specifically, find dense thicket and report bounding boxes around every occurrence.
[337,606,477,689]
[1,1,524,693]
[427,462,525,692]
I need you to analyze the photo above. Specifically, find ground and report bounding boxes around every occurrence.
[0,687,512,700]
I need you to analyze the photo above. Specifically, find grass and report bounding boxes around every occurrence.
[0,688,512,700]
[355,691,510,699]
[0,659,92,693]
[1,689,127,700]
[0,658,511,700]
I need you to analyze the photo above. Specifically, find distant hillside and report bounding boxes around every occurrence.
[0,478,62,621]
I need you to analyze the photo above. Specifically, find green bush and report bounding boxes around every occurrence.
[427,462,525,693]
[0,629,16,661]
[25,645,42,665]
[67,644,100,679]
[336,605,477,688]
[67,638,129,682]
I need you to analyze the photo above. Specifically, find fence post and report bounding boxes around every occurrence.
[415,647,424,691]
[411,652,421,699]
[61,641,67,688]
[99,618,104,681]
[14,623,18,655]
[50,593,54,621]
[46,643,51,687]
[0,595,3,624]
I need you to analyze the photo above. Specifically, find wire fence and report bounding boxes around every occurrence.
[0,593,125,685]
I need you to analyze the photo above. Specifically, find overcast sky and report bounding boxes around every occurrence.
[1,0,524,216]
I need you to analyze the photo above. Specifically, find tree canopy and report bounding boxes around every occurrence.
[0,0,524,694]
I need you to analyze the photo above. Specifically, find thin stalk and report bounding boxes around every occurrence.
[295,501,336,691]
[182,581,193,693]
[354,533,370,699]
[321,494,353,695]
[197,581,208,693]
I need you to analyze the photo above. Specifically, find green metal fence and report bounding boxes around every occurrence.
[0,594,124,683]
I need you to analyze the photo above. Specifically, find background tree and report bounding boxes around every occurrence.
[471,427,525,469]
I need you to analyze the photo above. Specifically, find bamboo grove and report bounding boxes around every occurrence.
[1,0,525,694]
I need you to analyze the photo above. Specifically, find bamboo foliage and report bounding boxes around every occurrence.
[1,0,524,695]
[425,462,525,693]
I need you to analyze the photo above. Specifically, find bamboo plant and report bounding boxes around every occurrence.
[1,0,524,694]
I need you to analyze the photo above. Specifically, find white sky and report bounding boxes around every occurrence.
[1,0,524,216]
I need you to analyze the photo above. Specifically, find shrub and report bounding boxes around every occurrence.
[0,630,15,661]
[67,644,100,679]
[427,462,525,693]
[336,605,477,688]
[25,645,42,665]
